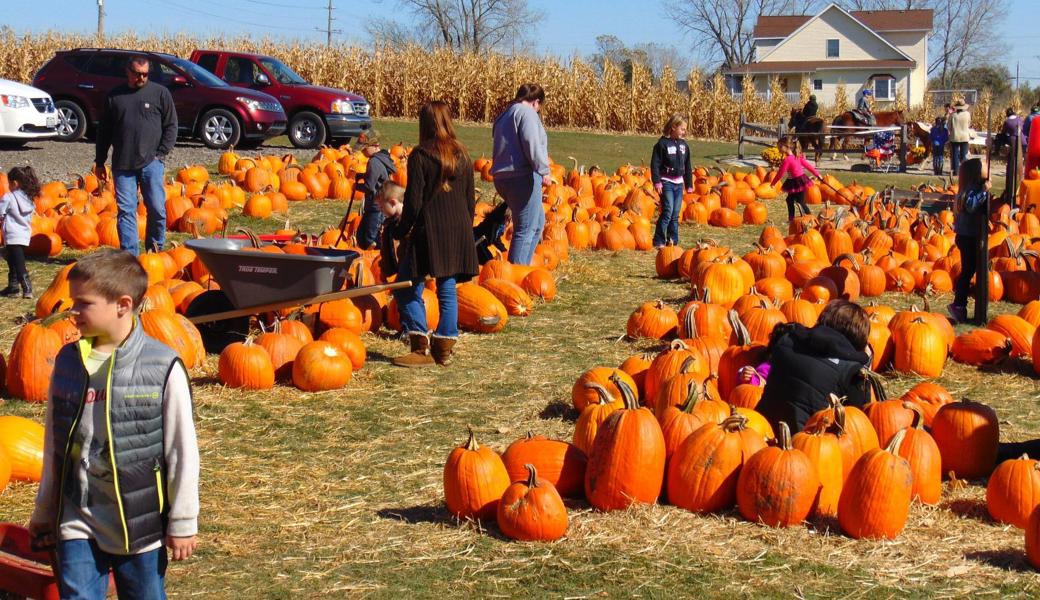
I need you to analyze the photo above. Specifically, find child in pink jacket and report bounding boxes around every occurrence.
[770,139,822,221]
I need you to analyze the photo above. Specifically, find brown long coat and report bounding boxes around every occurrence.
[395,148,478,281]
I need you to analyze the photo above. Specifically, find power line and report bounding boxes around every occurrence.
[241,0,327,9]
[146,0,316,32]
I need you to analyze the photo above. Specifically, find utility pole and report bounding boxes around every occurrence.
[97,0,104,41]
[317,0,341,48]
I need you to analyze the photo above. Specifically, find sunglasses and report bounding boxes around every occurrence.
[128,70,149,78]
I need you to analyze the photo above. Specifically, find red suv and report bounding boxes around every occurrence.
[32,48,287,149]
[190,50,371,149]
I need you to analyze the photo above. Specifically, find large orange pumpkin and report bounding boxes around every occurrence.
[443,426,510,520]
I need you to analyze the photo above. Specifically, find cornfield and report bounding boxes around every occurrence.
[0,28,993,139]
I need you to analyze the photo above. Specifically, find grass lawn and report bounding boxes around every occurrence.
[0,120,1037,598]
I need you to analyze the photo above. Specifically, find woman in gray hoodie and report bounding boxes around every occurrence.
[491,83,550,265]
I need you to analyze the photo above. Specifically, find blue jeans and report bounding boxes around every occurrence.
[58,538,167,600]
[357,198,384,248]
[950,142,969,175]
[653,181,683,246]
[495,173,544,265]
[394,276,459,337]
[114,159,166,256]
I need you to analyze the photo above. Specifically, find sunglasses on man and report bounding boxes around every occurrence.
[128,69,149,79]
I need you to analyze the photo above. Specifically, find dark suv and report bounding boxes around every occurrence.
[32,48,287,149]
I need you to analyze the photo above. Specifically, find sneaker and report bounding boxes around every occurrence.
[947,303,968,323]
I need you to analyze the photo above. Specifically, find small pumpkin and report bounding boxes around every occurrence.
[736,422,820,528]
[217,336,275,390]
[837,431,914,540]
[496,464,568,541]
[443,426,511,520]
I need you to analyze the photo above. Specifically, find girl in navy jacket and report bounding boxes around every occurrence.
[649,115,693,247]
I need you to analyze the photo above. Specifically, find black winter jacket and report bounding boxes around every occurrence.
[756,323,871,433]
[650,137,693,189]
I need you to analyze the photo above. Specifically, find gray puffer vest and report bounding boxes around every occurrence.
[50,320,182,553]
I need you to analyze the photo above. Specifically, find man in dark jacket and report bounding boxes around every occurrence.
[354,130,397,248]
[802,95,819,120]
[756,301,872,433]
[95,55,177,256]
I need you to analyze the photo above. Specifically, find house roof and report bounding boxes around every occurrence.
[753,9,933,38]
[724,59,916,75]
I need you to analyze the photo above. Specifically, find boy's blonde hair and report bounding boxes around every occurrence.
[68,249,149,308]
[377,181,405,204]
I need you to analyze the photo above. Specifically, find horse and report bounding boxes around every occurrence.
[829,110,906,160]
[787,108,827,164]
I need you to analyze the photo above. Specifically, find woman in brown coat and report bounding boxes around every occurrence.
[392,101,478,367]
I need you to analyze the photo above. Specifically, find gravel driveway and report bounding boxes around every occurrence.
[0,137,321,184]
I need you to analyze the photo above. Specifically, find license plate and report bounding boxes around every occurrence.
[46,117,56,127]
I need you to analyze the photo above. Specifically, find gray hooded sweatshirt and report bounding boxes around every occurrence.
[491,103,550,180]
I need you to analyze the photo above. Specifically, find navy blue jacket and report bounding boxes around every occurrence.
[650,137,693,189]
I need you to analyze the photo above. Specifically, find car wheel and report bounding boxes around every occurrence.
[55,100,87,142]
[288,111,327,149]
[198,109,242,150]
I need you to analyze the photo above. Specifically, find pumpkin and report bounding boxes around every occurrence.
[931,399,999,480]
[217,337,275,390]
[837,433,914,540]
[318,298,365,335]
[736,422,819,528]
[864,398,916,448]
[890,403,942,505]
[256,332,303,381]
[655,244,684,278]
[521,269,556,301]
[900,382,954,427]
[805,394,880,479]
[792,419,844,518]
[657,385,723,461]
[140,309,198,369]
[317,328,366,371]
[1027,506,1040,569]
[456,282,509,333]
[584,375,666,511]
[6,320,63,403]
[443,426,511,520]
[986,454,1040,528]
[626,300,678,340]
[480,278,534,317]
[501,433,587,498]
[667,412,767,513]
[0,415,45,482]
[728,383,763,410]
[618,352,653,398]
[892,316,947,377]
[571,367,638,412]
[572,382,624,455]
[291,341,353,391]
[985,314,1035,358]
[496,464,568,542]
[951,328,1012,365]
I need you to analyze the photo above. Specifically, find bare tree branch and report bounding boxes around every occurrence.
[378,0,542,53]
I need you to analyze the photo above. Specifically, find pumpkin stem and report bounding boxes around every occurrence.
[464,426,479,451]
[609,373,639,411]
[902,401,925,430]
[728,310,751,346]
[524,463,539,488]
[886,428,908,454]
[682,304,699,339]
[775,421,793,450]
[720,411,750,432]
[861,368,887,402]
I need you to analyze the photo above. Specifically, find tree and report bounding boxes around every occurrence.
[928,0,1009,88]
[663,0,817,68]
[929,65,1012,100]
[588,36,690,83]
[380,0,543,54]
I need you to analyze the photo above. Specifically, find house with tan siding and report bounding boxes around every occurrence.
[725,3,933,108]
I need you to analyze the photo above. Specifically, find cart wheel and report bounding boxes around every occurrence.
[184,291,251,354]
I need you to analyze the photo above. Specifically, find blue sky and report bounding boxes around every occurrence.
[7,0,1039,83]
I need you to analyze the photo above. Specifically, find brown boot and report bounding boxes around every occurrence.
[392,332,435,368]
[430,335,457,366]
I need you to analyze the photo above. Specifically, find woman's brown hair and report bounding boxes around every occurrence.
[817,299,869,351]
[7,166,41,200]
[417,101,468,191]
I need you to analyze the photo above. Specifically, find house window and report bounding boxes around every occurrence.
[873,76,895,101]
[826,39,840,58]
[813,79,823,91]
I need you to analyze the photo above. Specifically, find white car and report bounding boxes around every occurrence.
[0,78,57,147]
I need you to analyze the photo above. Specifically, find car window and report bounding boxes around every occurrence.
[225,57,261,85]
[167,57,228,87]
[84,53,126,78]
[258,58,308,85]
[196,53,219,75]
[63,53,91,72]
[149,60,179,86]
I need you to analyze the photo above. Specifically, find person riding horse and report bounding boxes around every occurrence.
[854,89,875,126]
[791,95,819,131]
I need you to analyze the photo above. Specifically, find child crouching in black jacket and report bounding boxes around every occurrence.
[756,300,872,433]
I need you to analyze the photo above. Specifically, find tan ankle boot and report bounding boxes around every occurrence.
[430,335,456,366]
[392,332,435,368]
